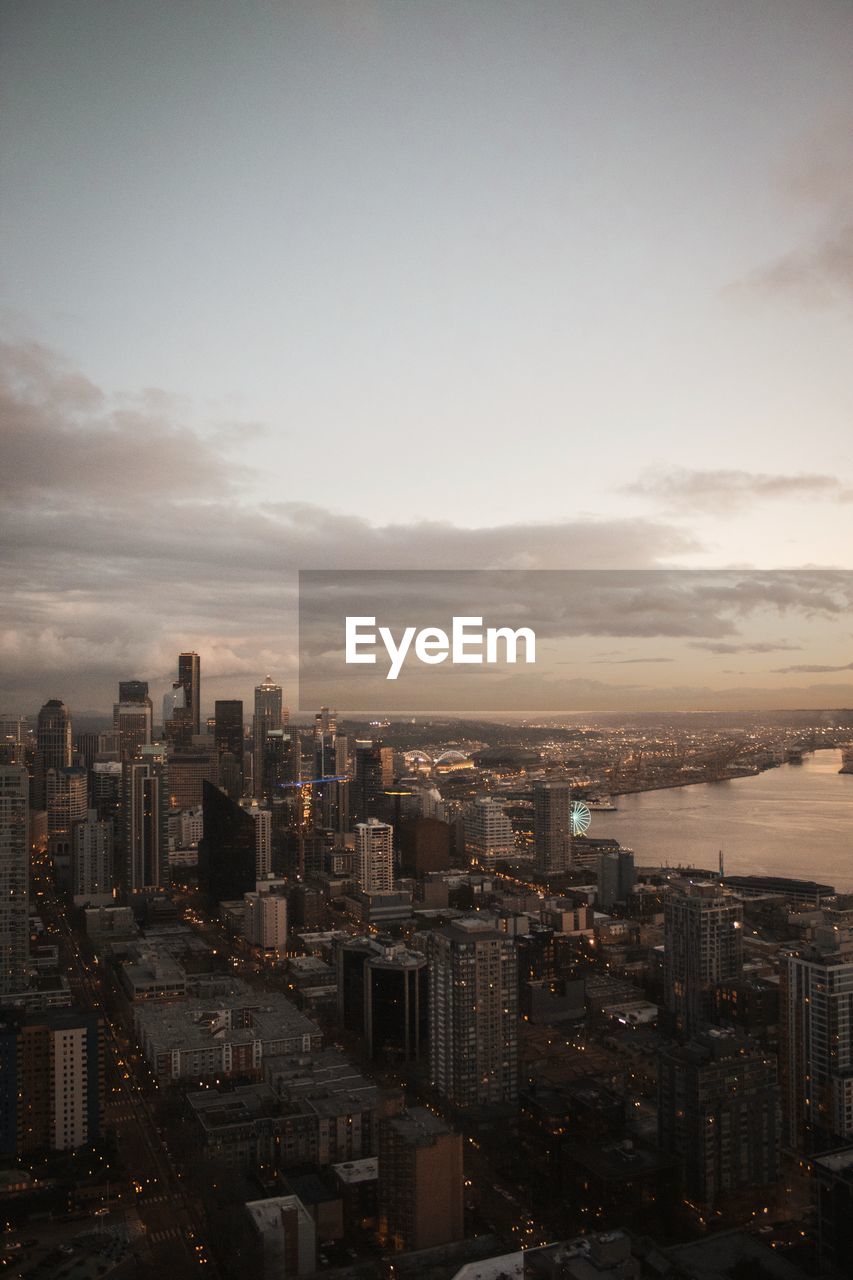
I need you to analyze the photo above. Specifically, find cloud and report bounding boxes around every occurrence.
[626,468,852,514]
[771,661,853,675]
[689,641,802,655]
[741,224,853,308]
[590,657,674,665]
[731,115,853,308]
[0,336,703,711]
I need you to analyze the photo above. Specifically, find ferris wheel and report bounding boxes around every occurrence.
[570,801,592,837]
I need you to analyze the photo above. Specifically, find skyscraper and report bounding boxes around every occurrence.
[355,819,394,893]
[177,651,201,736]
[214,699,244,798]
[597,848,636,909]
[46,766,87,838]
[72,809,114,907]
[780,926,853,1153]
[34,699,72,809]
[0,766,29,997]
[112,700,153,760]
[464,796,515,867]
[253,676,283,798]
[658,1029,780,1209]
[0,1007,103,1153]
[428,918,518,1107]
[124,758,167,892]
[378,1108,463,1252]
[353,740,393,823]
[118,679,150,705]
[664,881,743,1035]
[533,780,573,875]
[198,781,258,904]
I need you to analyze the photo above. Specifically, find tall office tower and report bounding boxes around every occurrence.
[533,780,573,875]
[166,743,219,810]
[33,699,72,809]
[355,819,394,892]
[72,810,113,907]
[658,1029,780,1209]
[262,729,300,800]
[398,818,451,876]
[214,699,244,798]
[0,1008,103,1153]
[118,679,150,705]
[253,676,283,798]
[124,759,167,892]
[0,716,27,767]
[0,766,29,997]
[781,926,853,1153]
[163,681,191,746]
[177,652,201,736]
[239,799,273,879]
[664,881,743,1036]
[91,761,122,823]
[46,766,87,837]
[597,848,636,910]
[353,740,394,823]
[464,796,515,867]
[427,918,518,1106]
[378,1108,463,1252]
[198,781,257,904]
[312,709,349,832]
[243,891,288,953]
[336,937,428,1060]
[112,700,153,760]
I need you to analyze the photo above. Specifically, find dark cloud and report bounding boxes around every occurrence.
[626,468,852,514]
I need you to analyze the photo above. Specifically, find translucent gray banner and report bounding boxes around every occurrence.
[297,569,853,715]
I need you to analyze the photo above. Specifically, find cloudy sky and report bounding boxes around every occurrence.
[1,1,852,715]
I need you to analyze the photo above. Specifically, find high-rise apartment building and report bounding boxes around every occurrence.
[464,796,515,867]
[124,758,167,892]
[0,1008,103,1153]
[244,891,288,952]
[664,881,743,1035]
[378,1107,463,1252]
[46,766,87,838]
[658,1029,780,1208]
[533,780,573,875]
[0,766,29,997]
[355,819,394,893]
[34,699,72,809]
[780,926,853,1153]
[253,676,284,798]
[0,716,27,767]
[177,652,201,736]
[428,918,518,1107]
[72,809,113,907]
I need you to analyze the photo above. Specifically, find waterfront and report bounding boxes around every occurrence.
[593,748,853,890]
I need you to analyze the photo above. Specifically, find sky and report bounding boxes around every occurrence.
[1,0,852,715]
